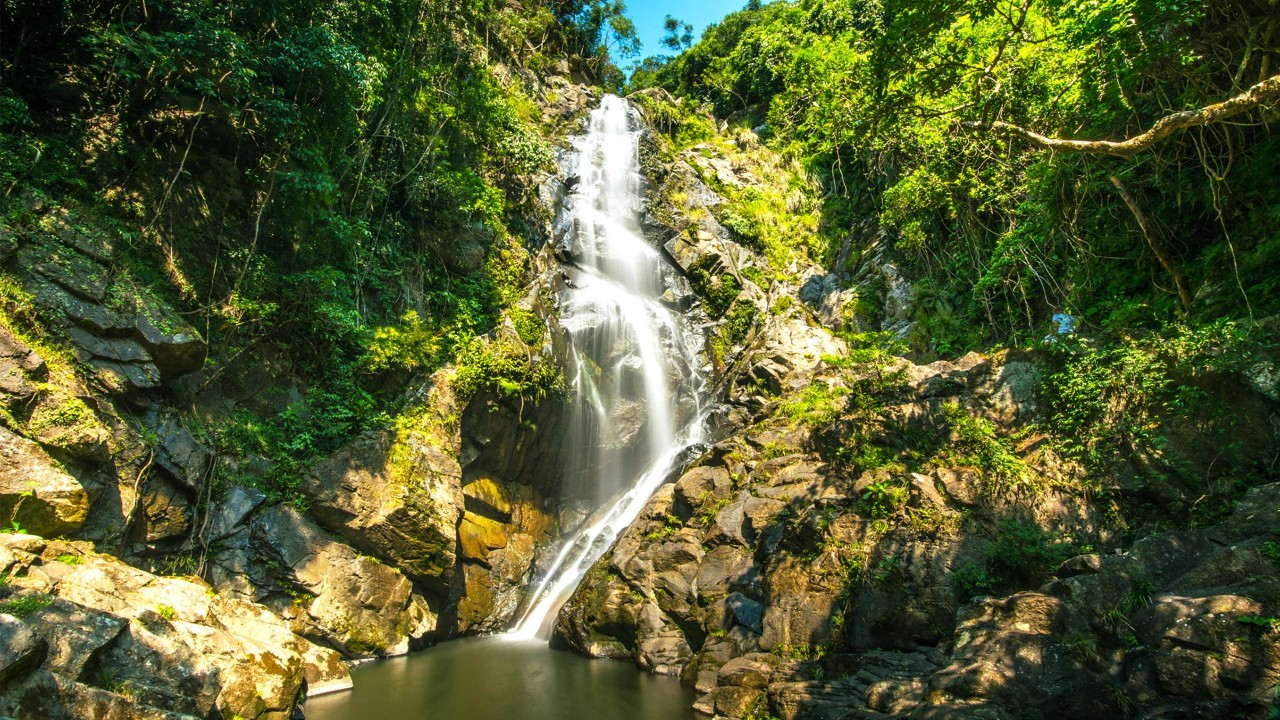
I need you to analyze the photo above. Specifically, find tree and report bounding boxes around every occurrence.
[961,73,1280,158]
[662,15,694,52]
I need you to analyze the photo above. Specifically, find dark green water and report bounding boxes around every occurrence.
[302,637,697,720]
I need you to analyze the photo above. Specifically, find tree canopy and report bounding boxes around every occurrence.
[638,0,1280,353]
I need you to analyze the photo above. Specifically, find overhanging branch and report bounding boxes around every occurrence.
[962,73,1280,158]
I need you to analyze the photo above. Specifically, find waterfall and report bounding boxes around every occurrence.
[510,95,708,639]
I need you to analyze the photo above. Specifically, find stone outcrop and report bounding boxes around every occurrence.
[10,203,207,397]
[304,403,463,594]
[0,534,342,719]
[553,319,1280,719]
[0,324,45,400]
[0,426,89,536]
[248,504,436,657]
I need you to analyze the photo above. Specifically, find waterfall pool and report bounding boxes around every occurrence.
[301,636,697,720]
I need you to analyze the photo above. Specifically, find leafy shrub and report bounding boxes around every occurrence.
[687,254,742,319]
[453,337,562,402]
[986,518,1082,587]
[940,402,1033,497]
[860,479,908,519]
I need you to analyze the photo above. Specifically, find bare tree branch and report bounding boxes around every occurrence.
[963,73,1280,158]
[1109,175,1192,311]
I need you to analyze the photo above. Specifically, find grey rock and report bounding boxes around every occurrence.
[305,427,462,591]
[204,485,266,541]
[718,654,778,689]
[89,357,162,393]
[0,325,44,399]
[295,635,353,696]
[23,275,134,335]
[18,241,109,303]
[727,592,764,634]
[26,600,127,678]
[696,546,754,599]
[37,206,114,263]
[132,294,206,379]
[67,326,152,364]
[154,419,212,493]
[0,614,47,686]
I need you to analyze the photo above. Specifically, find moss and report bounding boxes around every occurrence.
[27,394,96,436]
[777,381,850,426]
[938,401,1036,498]
[510,306,546,346]
[687,254,741,320]
[453,336,563,402]
[0,592,53,618]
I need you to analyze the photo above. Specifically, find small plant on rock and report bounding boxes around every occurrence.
[860,479,907,519]
[0,592,53,618]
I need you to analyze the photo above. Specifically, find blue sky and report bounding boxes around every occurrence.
[625,1,750,59]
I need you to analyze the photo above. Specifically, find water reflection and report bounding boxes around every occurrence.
[303,637,696,720]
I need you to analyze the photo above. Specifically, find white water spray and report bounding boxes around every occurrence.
[510,95,707,640]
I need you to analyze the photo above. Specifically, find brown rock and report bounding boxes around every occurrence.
[0,426,89,536]
[305,426,462,591]
[458,513,510,564]
[251,505,436,658]
[0,324,44,398]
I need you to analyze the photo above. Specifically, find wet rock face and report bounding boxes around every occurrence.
[449,390,562,633]
[0,534,334,720]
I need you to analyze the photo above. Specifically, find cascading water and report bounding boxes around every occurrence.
[511,95,708,639]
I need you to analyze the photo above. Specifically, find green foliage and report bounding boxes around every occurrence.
[1262,541,1280,564]
[860,479,908,519]
[1238,616,1280,635]
[510,306,548,347]
[951,562,999,602]
[0,593,54,618]
[155,604,177,621]
[778,381,850,426]
[1044,320,1268,469]
[986,518,1082,587]
[0,0,585,502]
[647,0,1280,356]
[940,401,1034,497]
[366,311,437,374]
[453,337,563,402]
[687,255,742,319]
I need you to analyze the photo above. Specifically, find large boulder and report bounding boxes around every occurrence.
[251,504,436,657]
[0,426,88,536]
[304,426,463,593]
[0,613,46,686]
[131,293,207,379]
[0,534,315,720]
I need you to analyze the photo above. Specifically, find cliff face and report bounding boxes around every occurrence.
[549,93,1280,719]
[2,54,1278,720]
[0,25,598,712]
